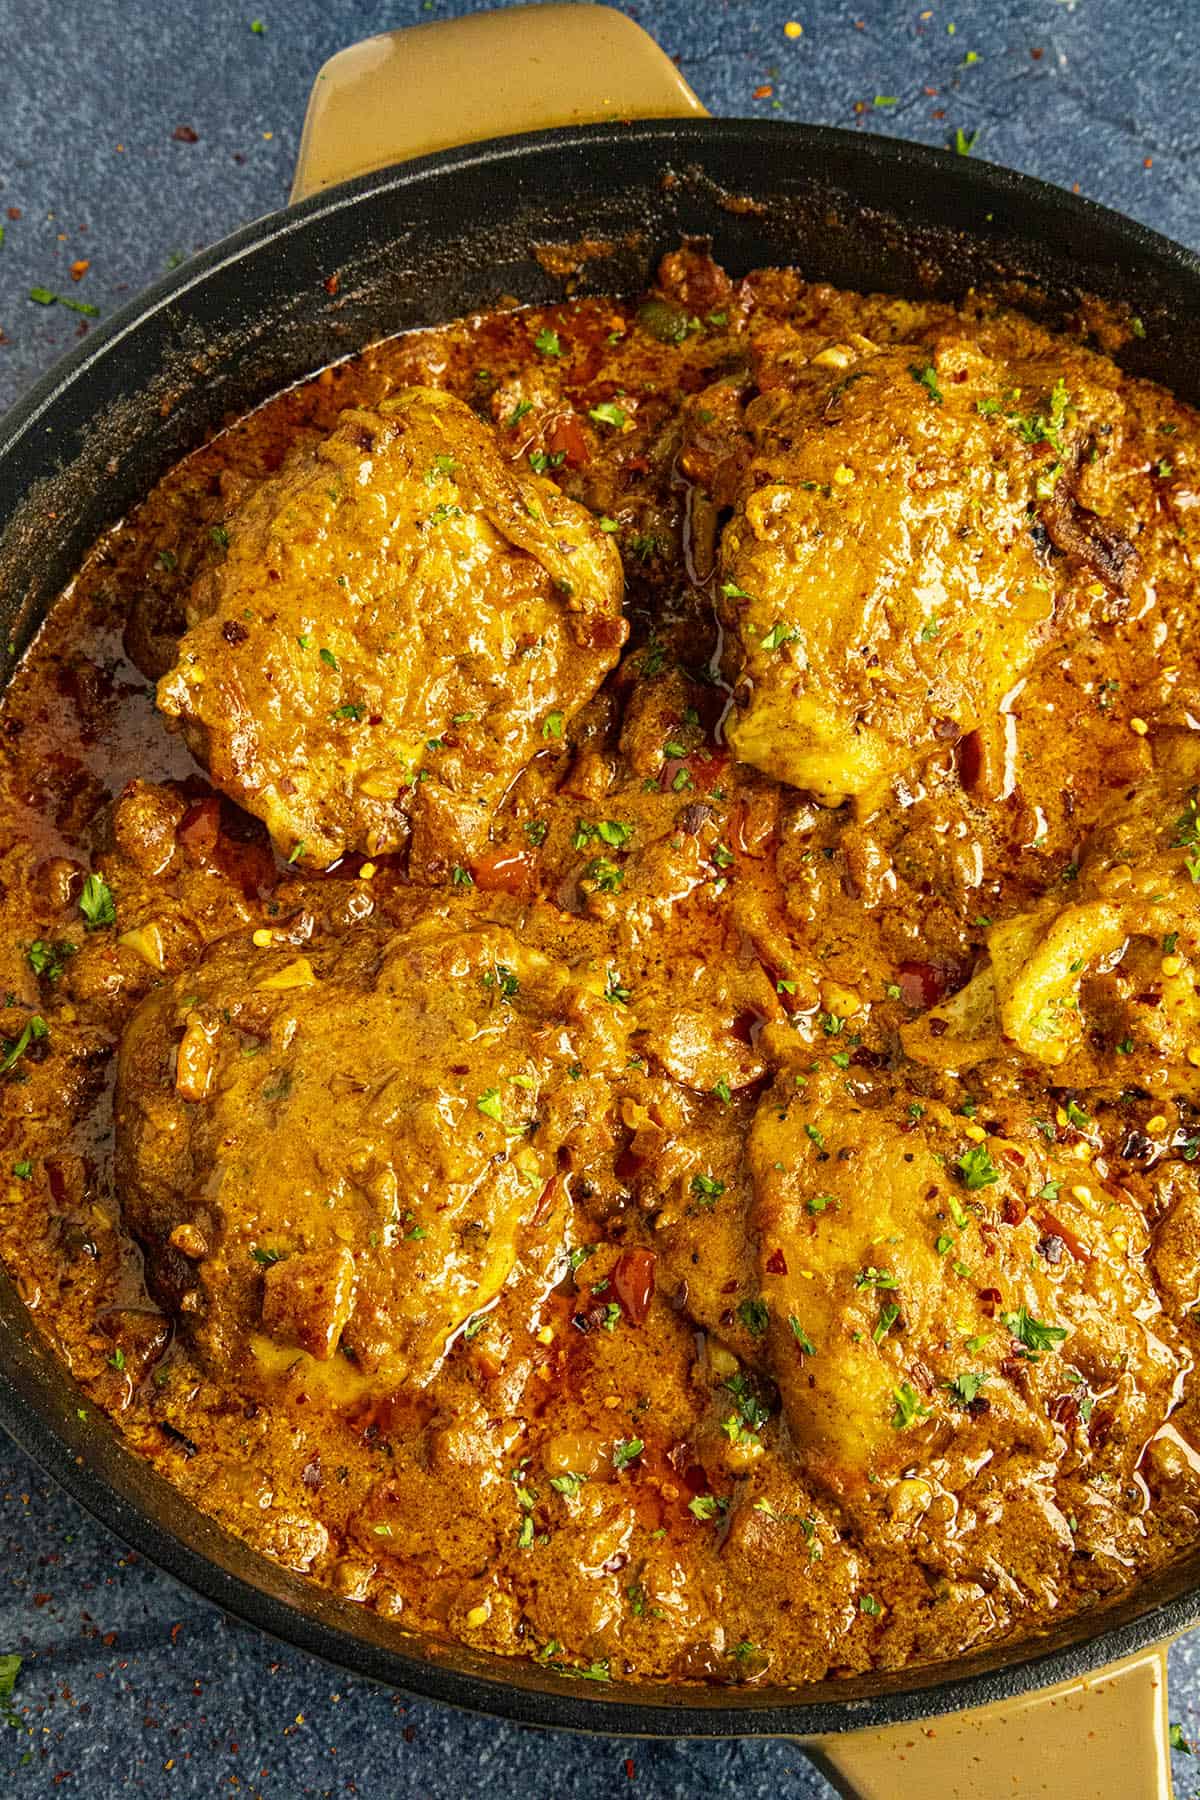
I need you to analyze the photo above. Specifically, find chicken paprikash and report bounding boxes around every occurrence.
[4,248,1200,1687]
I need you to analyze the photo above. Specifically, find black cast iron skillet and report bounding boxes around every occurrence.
[1,13,1198,1795]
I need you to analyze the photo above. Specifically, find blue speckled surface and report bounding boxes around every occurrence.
[3,1,1200,1792]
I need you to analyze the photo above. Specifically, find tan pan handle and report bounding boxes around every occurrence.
[291,3,707,201]
[811,1646,1173,1800]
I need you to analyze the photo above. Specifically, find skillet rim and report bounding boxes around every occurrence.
[2,114,1200,1739]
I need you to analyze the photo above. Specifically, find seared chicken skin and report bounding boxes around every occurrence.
[718,334,1133,807]
[115,910,628,1390]
[746,1049,1182,1506]
[158,387,625,868]
[903,735,1200,1095]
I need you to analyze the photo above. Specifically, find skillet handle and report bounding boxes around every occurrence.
[808,1645,1173,1800]
[290,3,707,202]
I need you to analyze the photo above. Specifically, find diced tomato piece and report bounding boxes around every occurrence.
[177,797,220,855]
[546,414,590,469]
[896,961,949,1009]
[470,847,532,895]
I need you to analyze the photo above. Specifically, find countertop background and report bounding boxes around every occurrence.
[2,0,1199,1793]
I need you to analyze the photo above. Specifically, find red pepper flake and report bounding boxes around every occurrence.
[611,1247,657,1325]
[172,125,199,143]
[7,206,21,220]
[625,1759,636,1779]
[765,1247,788,1275]
[753,84,773,99]
[170,1621,183,1643]
[1031,46,1044,60]
[325,272,340,296]
[69,259,90,281]
[1144,157,1154,170]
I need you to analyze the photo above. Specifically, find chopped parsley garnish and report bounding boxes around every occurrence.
[27,939,75,981]
[568,1244,596,1273]
[910,362,943,404]
[721,1374,770,1443]
[330,701,365,722]
[80,873,116,929]
[759,621,794,651]
[957,1144,1000,1190]
[859,1593,883,1616]
[319,646,339,670]
[589,401,627,430]
[0,1014,47,1078]
[483,963,519,1001]
[712,1078,732,1104]
[12,1160,32,1180]
[603,971,630,1006]
[549,1471,587,1497]
[948,1371,988,1406]
[30,286,100,317]
[737,1296,769,1337]
[688,1494,729,1523]
[873,1302,900,1344]
[1003,1306,1068,1357]
[807,1193,835,1215]
[524,818,549,846]
[891,1382,930,1430]
[534,327,562,357]
[451,864,474,887]
[542,711,565,740]
[789,1315,816,1355]
[476,1087,503,1123]
[250,1244,285,1266]
[505,400,533,429]
[804,1122,826,1151]
[0,1653,21,1723]
[690,1173,725,1206]
[612,1437,644,1471]
[583,856,623,893]
[855,1267,898,1290]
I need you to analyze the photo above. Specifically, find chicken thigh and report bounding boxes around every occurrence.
[158,387,625,868]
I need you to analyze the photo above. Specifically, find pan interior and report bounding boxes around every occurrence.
[2,118,1200,1735]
